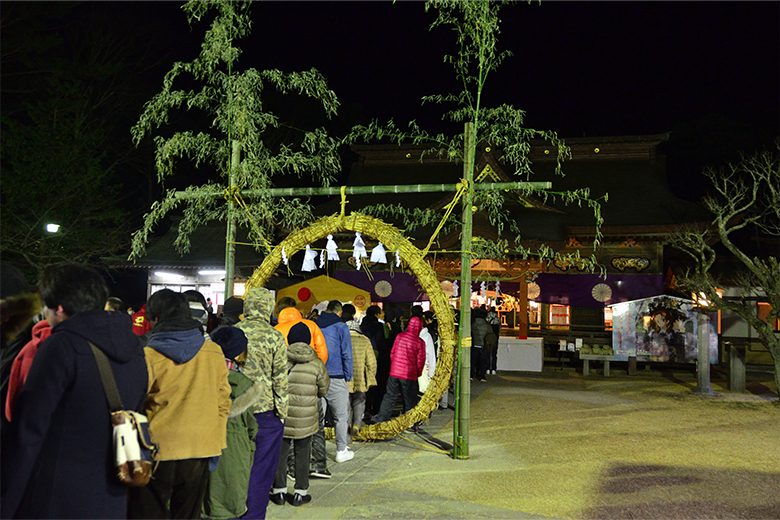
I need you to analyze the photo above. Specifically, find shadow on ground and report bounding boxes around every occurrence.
[583,463,780,519]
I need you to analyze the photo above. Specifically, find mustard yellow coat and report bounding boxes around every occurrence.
[144,339,231,460]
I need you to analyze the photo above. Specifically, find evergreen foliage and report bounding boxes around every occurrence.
[129,0,341,260]
[343,0,605,271]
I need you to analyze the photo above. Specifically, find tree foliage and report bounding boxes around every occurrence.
[343,0,605,273]
[668,142,780,394]
[129,0,342,261]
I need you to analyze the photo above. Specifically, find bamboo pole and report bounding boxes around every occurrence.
[224,140,241,298]
[453,122,475,459]
[171,181,551,200]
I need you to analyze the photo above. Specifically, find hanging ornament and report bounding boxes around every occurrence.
[395,251,401,267]
[326,234,339,260]
[319,249,325,269]
[353,233,367,270]
[370,241,387,264]
[281,246,288,266]
[353,233,368,258]
[480,281,487,299]
[301,245,318,272]
[495,280,501,298]
[452,280,459,298]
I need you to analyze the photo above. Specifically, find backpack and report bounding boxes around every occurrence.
[483,331,498,353]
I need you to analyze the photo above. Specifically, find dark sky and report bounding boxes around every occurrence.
[152,0,779,199]
[234,1,778,140]
[5,1,780,196]
[138,0,779,140]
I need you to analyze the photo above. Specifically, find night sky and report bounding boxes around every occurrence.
[4,1,780,195]
[135,1,780,135]
[2,1,778,304]
[150,1,779,199]
[240,1,779,139]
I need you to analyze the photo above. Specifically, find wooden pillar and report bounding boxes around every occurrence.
[517,279,528,339]
[628,356,637,376]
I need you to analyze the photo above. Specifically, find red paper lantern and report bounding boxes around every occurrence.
[298,287,311,302]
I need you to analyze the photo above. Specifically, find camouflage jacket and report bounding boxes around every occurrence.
[236,287,288,418]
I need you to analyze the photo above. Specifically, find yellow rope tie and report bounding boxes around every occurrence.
[360,257,374,281]
[414,179,469,266]
[339,186,348,222]
[226,187,274,254]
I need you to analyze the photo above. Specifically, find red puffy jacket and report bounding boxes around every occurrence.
[388,316,426,381]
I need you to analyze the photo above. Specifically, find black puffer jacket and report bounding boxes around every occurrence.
[283,342,329,439]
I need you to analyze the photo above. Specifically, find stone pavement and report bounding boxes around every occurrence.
[265,365,779,520]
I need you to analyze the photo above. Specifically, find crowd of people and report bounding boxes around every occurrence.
[0,262,500,520]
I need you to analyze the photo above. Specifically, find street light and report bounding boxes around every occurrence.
[45,223,60,233]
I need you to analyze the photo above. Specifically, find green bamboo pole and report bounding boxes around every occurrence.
[224,140,240,298]
[172,181,551,200]
[453,122,476,459]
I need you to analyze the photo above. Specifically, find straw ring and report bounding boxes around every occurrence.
[246,213,457,440]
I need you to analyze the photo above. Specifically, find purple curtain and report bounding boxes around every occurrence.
[332,270,428,303]
[534,273,663,308]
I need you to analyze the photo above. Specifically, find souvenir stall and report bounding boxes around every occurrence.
[275,275,372,315]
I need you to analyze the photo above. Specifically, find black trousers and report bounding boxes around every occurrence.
[128,458,210,519]
[471,346,489,379]
[375,376,419,422]
[287,399,328,474]
[274,436,312,493]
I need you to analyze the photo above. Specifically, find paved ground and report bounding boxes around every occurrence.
[266,364,779,520]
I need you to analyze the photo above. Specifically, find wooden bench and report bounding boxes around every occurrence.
[579,354,615,376]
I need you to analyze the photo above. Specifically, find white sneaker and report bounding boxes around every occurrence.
[335,447,354,463]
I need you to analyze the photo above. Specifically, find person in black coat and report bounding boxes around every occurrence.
[360,306,389,416]
[1,264,148,519]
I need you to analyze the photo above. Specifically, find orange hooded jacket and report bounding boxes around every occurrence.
[274,307,328,364]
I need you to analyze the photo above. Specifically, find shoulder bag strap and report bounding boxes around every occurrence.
[89,341,124,412]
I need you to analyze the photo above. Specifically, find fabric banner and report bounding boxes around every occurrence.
[332,270,428,303]
[533,273,663,308]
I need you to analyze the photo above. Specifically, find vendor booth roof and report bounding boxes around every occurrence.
[534,273,663,308]
[276,275,371,313]
[332,270,428,303]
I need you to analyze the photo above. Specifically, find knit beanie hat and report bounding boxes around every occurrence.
[210,326,248,360]
[287,322,311,345]
[223,296,244,315]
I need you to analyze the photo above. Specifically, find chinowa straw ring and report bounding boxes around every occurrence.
[246,212,457,440]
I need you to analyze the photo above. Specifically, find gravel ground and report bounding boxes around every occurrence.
[383,368,779,519]
[266,365,778,520]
